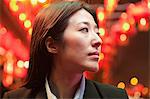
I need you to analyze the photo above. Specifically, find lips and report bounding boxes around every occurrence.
[88,51,99,56]
[88,51,99,60]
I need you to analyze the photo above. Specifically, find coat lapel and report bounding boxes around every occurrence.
[83,79,102,98]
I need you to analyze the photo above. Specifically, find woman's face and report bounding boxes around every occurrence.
[55,9,102,73]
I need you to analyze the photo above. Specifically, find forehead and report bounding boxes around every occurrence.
[68,9,97,26]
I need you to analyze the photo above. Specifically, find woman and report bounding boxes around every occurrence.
[3,1,128,99]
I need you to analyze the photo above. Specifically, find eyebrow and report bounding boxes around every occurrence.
[77,22,98,29]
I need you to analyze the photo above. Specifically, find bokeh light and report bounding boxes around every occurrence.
[121,13,128,19]
[142,87,149,95]
[5,63,13,74]
[38,0,47,3]
[130,77,138,86]
[140,18,146,26]
[17,60,24,68]
[0,27,7,34]
[120,34,127,42]
[28,28,32,36]
[117,82,126,89]
[148,1,150,9]
[99,53,104,60]
[3,75,13,87]
[9,1,19,12]
[98,11,105,21]
[24,61,29,69]
[122,22,130,32]
[99,28,105,36]
[24,20,31,28]
[30,0,38,5]
[19,13,26,21]
[1,0,149,98]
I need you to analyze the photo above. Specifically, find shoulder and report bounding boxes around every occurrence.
[3,87,32,98]
[86,79,129,98]
[3,86,47,99]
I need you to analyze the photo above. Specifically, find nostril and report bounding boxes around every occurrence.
[96,42,101,47]
[91,33,103,48]
[92,41,101,48]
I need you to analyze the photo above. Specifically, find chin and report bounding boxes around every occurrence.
[85,64,99,72]
[90,66,99,72]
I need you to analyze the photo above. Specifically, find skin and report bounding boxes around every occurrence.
[46,9,102,98]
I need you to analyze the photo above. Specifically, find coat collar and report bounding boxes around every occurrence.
[34,79,103,99]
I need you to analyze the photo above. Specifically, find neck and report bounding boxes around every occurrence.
[48,69,83,98]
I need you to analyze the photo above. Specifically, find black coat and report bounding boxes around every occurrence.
[3,79,128,99]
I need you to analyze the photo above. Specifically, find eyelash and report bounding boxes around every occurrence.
[79,28,89,33]
[79,28,99,36]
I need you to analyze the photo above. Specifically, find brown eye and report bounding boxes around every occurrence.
[79,28,89,33]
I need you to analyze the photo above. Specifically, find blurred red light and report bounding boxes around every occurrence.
[2,75,13,87]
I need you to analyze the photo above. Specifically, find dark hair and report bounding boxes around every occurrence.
[24,1,98,87]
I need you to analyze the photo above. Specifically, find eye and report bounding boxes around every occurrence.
[79,28,89,33]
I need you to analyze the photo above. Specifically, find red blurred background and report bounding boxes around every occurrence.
[0,0,149,98]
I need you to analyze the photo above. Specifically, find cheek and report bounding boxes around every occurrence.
[63,34,88,53]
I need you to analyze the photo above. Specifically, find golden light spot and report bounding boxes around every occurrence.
[140,18,146,26]
[120,34,127,42]
[38,0,47,3]
[117,82,125,89]
[98,12,105,21]
[5,75,13,85]
[99,28,105,36]
[24,20,31,28]
[24,61,29,69]
[121,13,127,19]
[99,53,104,60]
[28,28,32,36]
[30,0,38,5]
[148,1,150,9]
[9,1,19,12]
[17,60,24,68]
[130,77,138,85]
[6,63,13,74]
[19,13,26,21]
[122,22,130,32]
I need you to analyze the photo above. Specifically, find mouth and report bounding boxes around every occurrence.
[88,51,99,60]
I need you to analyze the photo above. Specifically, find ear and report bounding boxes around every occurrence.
[45,36,58,54]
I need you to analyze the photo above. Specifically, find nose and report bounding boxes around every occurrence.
[91,34,102,49]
